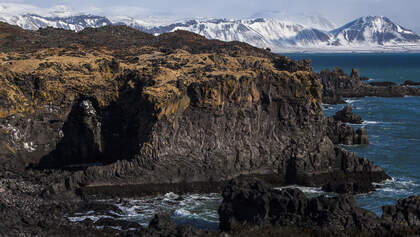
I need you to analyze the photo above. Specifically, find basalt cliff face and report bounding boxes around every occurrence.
[0,23,388,194]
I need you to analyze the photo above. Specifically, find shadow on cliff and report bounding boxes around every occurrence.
[34,71,156,170]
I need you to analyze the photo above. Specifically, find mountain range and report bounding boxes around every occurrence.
[0,3,419,52]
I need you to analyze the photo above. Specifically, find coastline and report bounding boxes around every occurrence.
[0,23,419,236]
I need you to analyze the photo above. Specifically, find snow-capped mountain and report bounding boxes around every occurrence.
[112,18,332,50]
[330,16,420,46]
[250,11,336,31]
[0,2,418,52]
[0,3,111,31]
[1,14,111,31]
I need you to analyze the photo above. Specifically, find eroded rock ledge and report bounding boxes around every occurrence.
[219,178,420,236]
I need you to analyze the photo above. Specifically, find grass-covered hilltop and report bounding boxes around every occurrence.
[1,22,419,237]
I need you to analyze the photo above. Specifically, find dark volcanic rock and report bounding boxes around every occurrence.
[319,67,420,104]
[322,181,374,194]
[0,23,391,236]
[354,127,369,144]
[140,213,205,237]
[0,35,386,194]
[369,81,398,87]
[218,177,381,232]
[219,178,420,235]
[382,196,420,227]
[297,147,389,189]
[95,218,143,230]
[333,105,363,124]
[327,106,368,145]
[403,80,420,86]
[326,118,369,145]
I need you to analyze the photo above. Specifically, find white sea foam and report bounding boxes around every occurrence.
[68,192,222,229]
[363,120,380,125]
[372,176,419,197]
[174,208,193,217]
[274,185,326,196]
[345,99,359,104]
[67,215,113,223]
[164,192,180,200]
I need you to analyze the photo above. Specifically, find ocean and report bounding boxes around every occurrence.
[68,53,420,230]
[287,53,420,215]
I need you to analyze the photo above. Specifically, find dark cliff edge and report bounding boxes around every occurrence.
[0,23,390,236]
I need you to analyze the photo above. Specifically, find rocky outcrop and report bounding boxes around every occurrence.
[219,178,420,235]
[319,67,420,104]
[403,80,420,86]
[333,105,363,124]
[326,105,368,145]
[327,118,369,145]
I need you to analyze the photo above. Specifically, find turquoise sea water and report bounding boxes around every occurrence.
[68,54,420,229]
[286,53,420,215]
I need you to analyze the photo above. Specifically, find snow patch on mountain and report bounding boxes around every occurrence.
[250,11,336,31]
[330,16,420,47]
[0,3,418,52]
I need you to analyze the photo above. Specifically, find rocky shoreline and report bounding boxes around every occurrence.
[0,23,415,236]
[319,68,420,104]
[219,177,420,237]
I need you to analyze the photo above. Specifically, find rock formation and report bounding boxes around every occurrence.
[319,67,420,104]
[403,80,420,86]
[0,23,390,236]
[326,105,368,146]
[0,23,387,192]
[219,178,420,236]
[333,105,363,124]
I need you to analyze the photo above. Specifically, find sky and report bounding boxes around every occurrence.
[1,0,420,32]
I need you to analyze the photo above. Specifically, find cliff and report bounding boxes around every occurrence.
[0,23,387,194]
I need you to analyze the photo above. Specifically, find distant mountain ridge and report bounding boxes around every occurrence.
[0,14,111,31]
[330,16,420,46]
[0,3,419,52]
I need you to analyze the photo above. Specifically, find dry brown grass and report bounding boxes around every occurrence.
[0,46,320,119]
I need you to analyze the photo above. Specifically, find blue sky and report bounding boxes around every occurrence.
[3,0,420,32]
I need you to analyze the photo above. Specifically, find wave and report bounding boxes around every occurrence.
[363,120,380,125]
[67,192,222,229]
[67,214,113,223]
[274,185,327,196]
[345,99,359,104]
[372,176,419,196]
